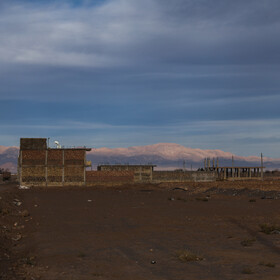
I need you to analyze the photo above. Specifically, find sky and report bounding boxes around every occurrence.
[0,0,280,157]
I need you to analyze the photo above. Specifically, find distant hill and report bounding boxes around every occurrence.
[1,143,280,173]
[0,146,19,173]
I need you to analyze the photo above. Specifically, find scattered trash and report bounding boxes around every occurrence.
[173,187,188,191]
[34,204,38,207]
[261,196,274,200]
[19,185,30,190]
[21,210,30,217]
[151,260,156,264]
[87,200,92,202]
[12,234,22,241]
[13,199,22,206]
[271,230,280,234]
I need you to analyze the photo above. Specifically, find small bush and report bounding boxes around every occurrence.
[240,238,256,247]
[176,250,203,262]
[259,224,280,234]
[195,197,208,202]
[78,252,86,258]
[259,261,276,268]
[23,256,36,266]
[176,197,187,202]
[242,267,254,274]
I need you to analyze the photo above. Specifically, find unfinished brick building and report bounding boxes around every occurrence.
[18,138,91,186]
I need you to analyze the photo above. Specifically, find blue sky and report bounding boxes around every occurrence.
[0,0,280,157]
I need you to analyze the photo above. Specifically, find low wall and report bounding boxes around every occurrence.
[152,171,217,182]
[86,171,134,186]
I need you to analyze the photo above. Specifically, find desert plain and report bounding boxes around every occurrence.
[1,180,280,280]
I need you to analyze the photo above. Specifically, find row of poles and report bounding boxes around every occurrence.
[204,157,219,171]
[204,153,264,171]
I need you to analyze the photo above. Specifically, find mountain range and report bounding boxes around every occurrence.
[1,143,280,173]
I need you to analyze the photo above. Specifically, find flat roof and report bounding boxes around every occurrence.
[216,166,265,169]
[98,164,156,167]
[48,148,91,151]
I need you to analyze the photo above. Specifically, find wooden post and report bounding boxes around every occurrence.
[224,168,227,180]
[249,168,251,178]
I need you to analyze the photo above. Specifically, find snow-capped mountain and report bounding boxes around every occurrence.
[0,146,19,173]
[1,143,279,173]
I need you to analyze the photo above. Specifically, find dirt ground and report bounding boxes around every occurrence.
[1,180,280,280]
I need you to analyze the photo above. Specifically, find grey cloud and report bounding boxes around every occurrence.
[1,0,280,70]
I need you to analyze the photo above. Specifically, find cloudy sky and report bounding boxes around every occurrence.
[0,0,280,157]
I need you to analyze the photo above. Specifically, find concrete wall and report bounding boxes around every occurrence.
[152,171,217,182]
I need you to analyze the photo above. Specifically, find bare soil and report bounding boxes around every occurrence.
[1,180,280,280]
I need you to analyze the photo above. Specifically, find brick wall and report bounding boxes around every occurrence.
[48,150,63,165]
[86,171,134,184]
[22,150,45,165]
[64,150,84,165]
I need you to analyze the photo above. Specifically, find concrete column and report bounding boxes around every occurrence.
[19,150,22,186]
[84,150,86,186]
[249,168,251,178]
[62,150,65,185]
[261,153,264,180]
[207,158,210,171]
[204,158,206,170]
[238,168,240,178]
[224,168,227,180]
[45,150,48,187]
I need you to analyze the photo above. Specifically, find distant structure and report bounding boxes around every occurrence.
[203,157,264,180]
[17,138,265,187]
[18,138,91,186]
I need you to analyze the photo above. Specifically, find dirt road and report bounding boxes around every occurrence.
[1,182,280,279]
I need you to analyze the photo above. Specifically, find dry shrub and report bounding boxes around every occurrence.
[240,238,256,247]
[259,261,276,268]
[176,250,203,262]
[259,224,280,234]
[242,267,254,274]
